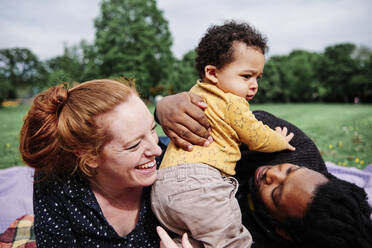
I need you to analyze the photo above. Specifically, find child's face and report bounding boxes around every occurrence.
[214,43,265,101]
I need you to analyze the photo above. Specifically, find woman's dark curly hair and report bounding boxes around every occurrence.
[195,20,268,79]
[279,174,372,248]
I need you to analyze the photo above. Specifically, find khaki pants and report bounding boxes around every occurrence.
[151,163,253,248]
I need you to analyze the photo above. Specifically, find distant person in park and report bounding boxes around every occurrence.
[151,21,295,247]
[156,94,372,248]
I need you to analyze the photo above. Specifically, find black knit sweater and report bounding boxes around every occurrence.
[235,110,328,248]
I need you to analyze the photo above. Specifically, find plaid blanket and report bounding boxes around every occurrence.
[0,215,36,248]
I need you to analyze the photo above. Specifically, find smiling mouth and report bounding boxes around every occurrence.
[136,161,155,169]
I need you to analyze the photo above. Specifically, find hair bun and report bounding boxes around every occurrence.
[51,85,69,115]
[20,84,69,171]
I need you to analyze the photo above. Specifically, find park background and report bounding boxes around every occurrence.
[0,0,371,169]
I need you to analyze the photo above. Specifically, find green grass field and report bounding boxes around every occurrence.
[0,104,30,169]
[1,103,371,169]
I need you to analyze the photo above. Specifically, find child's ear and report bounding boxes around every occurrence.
[204,65,218,84]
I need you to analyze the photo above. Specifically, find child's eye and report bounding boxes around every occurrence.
[243,75,251,79]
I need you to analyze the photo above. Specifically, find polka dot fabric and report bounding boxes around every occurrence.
[33,173,160,247]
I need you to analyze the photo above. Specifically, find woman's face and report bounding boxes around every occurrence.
[94,95,162,189]
[255,163,328,221]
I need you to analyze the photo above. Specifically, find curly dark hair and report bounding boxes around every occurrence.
[248,173,372,248]
[282,174,372,248]
[195,20,268,79]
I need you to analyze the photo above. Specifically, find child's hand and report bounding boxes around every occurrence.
[275,126,296,151]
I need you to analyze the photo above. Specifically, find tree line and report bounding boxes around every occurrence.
[1,0,371,105]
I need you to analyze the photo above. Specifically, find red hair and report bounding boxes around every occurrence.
[19,79,137,178]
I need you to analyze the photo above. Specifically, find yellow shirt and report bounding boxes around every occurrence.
[160,81,288,176]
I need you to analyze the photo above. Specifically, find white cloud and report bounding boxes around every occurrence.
[158,0,372,57]
[0,0,99,59]
[1,0,371,60]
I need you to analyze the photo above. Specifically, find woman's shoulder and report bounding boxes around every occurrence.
[33,171,90,199]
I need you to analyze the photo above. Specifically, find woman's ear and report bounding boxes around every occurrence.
[275,227,292,240]
[85,156,99,169]
[204,65,218,84]
[75,151,99,169]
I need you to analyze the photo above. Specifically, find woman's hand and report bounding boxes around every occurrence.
[157,226,193,248]
[155,92,212,151]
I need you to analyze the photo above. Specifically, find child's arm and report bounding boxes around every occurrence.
[228,97,295,152]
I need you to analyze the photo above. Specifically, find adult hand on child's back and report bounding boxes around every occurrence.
[157,226,193,248]
[275,126,296,151]
[156,92,213,151]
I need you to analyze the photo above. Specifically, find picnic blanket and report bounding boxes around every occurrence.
[0,215,35,248]
[0,166,34,234]
[326,162,372,209]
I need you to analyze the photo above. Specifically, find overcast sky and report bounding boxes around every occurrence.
[1,0,371,60]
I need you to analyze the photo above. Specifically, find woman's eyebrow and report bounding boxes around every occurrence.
[274,166,303,207]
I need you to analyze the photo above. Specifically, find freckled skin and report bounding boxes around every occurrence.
[93,95,162,190]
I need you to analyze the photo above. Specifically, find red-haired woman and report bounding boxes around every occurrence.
[20,79,163,247]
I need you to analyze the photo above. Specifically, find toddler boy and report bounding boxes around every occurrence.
[152,21,295,248]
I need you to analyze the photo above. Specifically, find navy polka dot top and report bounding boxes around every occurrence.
[33,172,160,247]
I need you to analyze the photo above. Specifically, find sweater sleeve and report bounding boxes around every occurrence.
[227,97,288,152]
